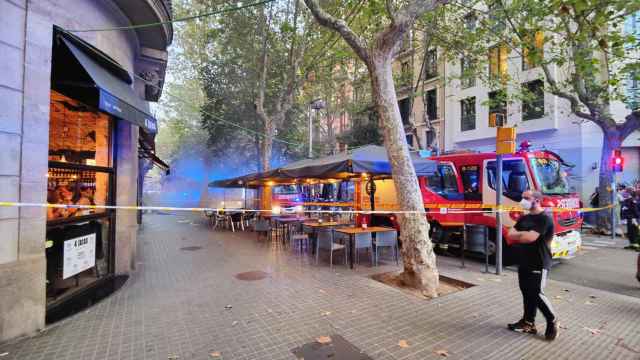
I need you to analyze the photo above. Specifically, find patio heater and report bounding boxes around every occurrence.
[309,99,326,158]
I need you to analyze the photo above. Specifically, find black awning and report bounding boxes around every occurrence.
[209,145,438,188]
[52,30,158,134]
[144,152,170,173]
[139,129,169,174]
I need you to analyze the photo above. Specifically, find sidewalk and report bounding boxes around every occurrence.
[1,214,639,360]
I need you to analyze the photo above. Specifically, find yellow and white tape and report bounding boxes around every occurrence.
[0,201,615,215]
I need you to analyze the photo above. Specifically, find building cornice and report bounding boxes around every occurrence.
[112,0,173,102]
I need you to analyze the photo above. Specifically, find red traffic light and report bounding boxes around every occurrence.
[611,149,624,172]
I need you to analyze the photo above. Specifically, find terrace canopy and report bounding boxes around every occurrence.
[209,145,437,188]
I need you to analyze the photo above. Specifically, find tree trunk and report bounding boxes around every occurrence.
[261,119,275,172]
[255,134,262,172]
[370,55,439,296]
[596,132,621,232]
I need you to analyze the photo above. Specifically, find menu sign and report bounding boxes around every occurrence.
[63,233,96,279]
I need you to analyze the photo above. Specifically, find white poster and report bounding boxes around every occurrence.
[63,233,96,279]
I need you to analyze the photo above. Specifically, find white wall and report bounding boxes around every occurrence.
[440,38,640,202]
[0,0,144,342]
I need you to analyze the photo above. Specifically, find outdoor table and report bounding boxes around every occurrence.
[274,216,308,244]
[303,221,341,228]
[335,226,396,269]
[303,221,350,255]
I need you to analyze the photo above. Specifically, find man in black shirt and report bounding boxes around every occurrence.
[507,190,558,341]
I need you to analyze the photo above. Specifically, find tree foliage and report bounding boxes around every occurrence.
[425,0,639,227]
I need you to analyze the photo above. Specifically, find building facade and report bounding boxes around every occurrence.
[394,36,446,153]
[0,0,172,342]
[442,33,639,202]
[325,31,446,156]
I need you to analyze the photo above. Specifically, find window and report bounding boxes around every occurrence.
[46,91,115,304]
[486,159,530,201]
[624,11,640,40]
[522,80,545,120]
[48,91,113,221]
[426,89,437,120]
[47,168,111,219]
[49,94,111,167]
[425,129,436,148]
[398,98,411,126]
[274,185,299,195]
[530,158,570,195]
[460,165,481,201]
[424,49,438,79]
[460,97,476,132]
[626,75,640,110]
[488,44,508,80]
[426,164,462,200]
[489,90,507,126]
[626,71,639,110]
[400,61,411,87]
[522,31,544,70]
[460,58,476,88]
[406,133,414,147]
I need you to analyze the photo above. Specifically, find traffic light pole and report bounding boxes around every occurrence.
[496,153,503,275]
[612,172,618,241]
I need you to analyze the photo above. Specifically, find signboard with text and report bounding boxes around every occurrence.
[63,233,96,279]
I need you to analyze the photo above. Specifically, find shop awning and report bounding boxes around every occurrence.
[278,145,437,178]
[209,145,437,188]
[139,129,170,174]
[52,29,158,134]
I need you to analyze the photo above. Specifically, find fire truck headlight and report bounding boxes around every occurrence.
[272,206,282,215]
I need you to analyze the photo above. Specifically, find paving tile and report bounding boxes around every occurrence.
[1,214,639,359]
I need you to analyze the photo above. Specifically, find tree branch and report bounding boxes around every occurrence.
[620,110,640,140]
[539,63,594,121]
[376,0,446,56]
[386,0,397,23]
[303,0,371,64]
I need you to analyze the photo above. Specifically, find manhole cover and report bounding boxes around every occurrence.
[180,246,203,251]
[292,334,372,360]
[235,271,270,281]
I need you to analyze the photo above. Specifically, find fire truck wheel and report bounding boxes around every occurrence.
[428,222,448,255]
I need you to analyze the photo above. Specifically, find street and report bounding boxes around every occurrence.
[2,214,640,360]
[550,235,640,299]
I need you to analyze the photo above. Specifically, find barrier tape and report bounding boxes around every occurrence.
[0,201,616,215]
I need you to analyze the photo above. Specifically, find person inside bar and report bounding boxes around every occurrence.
[47,189,64,219]
[72,184,95,216]
[56,185,78,218]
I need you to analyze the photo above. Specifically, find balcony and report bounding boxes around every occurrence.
[113,0,173,50]
[112,0,174,101]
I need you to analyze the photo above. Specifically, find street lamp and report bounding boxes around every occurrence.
[309,99,325,158]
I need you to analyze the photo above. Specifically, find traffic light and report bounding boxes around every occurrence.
[611,149,624,172]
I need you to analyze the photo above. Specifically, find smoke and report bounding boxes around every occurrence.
[143,145,298,209]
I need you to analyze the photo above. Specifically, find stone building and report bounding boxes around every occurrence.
[441,22,639,202]
[0,0,172,342]
[318,30,445,156]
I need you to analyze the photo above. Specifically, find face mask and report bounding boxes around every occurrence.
[520,198,533,211]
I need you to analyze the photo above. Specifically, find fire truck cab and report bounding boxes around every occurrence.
[423,145,582,263]
[271,185,304,214]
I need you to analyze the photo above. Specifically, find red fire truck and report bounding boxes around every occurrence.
[365,144,582,263]
[271,184,304,214]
